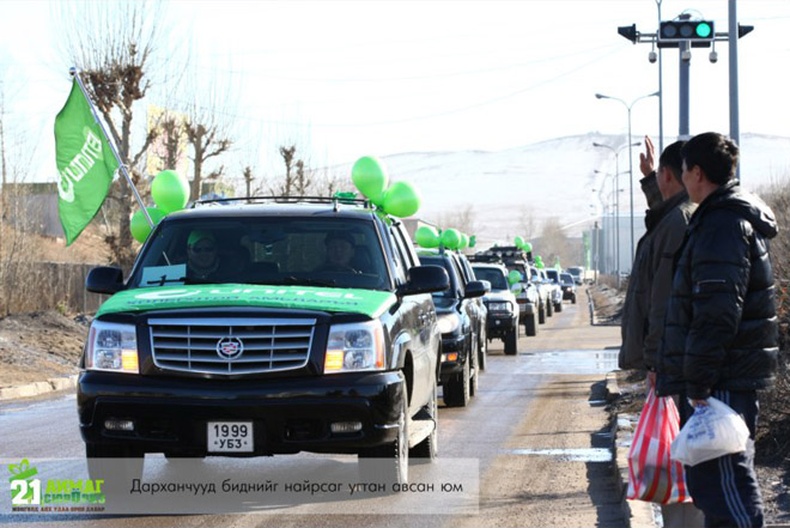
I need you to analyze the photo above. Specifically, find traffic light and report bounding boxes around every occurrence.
[658,20,715,47]
[617,24,638,44]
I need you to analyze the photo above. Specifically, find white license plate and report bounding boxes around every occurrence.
[207,421,253,453]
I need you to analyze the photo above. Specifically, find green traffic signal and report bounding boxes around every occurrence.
[695,22,713,38]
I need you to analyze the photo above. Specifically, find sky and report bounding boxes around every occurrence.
[2,0,790,183]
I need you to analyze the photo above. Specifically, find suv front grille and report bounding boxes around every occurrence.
[149,317,315,375]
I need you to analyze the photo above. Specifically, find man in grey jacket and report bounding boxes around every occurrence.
[619,136,703,527]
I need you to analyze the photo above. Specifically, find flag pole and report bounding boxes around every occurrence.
[69,67,154,228]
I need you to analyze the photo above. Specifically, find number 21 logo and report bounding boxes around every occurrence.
[11,479,41,505]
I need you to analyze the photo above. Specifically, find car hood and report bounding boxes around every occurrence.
[483,291,516,303]
[96,284,397,319]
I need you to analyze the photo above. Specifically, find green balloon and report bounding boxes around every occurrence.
[415,225,440,248]
[469,235,476,248]
[507,269,523,285]
[351,156,388,205]
[382,180,421,218]
[514,236,524,248]
[130,207,166,243]
[459,233,469,249]
[441,228,461,250]
[152,170,190,213]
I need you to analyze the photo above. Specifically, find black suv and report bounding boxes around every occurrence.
[417,249,488,408]
[78,196,449,485]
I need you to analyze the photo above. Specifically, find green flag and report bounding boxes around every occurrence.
[54,79,118,245]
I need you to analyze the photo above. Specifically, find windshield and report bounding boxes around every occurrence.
[472,267,508,290]
[128,217,391,290]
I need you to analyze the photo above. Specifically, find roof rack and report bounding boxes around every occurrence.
[192,195,372,210]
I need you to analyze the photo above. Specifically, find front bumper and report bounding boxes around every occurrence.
[485,312,517,337]
[77,370,404,456]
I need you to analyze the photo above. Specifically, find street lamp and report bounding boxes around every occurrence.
[594,91,659,264]
[592,143,639,282]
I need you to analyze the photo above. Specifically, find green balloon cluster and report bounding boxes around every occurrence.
[131,170,191,243]
[534,255,545,269]
[514,236,532,253]
[130,207,166,243]
[415,225,440,248]
[507,269,523,286]
[351,156,421,218]
[152,169,190,213]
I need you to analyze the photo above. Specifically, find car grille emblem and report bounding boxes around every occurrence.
[216,336,244,360]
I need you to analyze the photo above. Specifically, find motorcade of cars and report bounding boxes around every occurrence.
[417,249,488,408]
[454,251,490,370]
[559,272,577,304]
[470,262,519,355]
[78,195,450,486]
[528,265,555,319]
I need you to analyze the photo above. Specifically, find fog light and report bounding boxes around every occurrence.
[104,418,135,431]
[330,421,362,434]
[442,352,459,362]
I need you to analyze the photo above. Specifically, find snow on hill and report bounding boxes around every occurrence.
[346,133,790,247]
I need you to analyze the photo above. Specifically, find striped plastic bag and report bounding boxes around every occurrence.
[626,386,691,504]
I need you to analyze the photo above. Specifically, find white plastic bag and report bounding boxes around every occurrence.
[670,396,750,467]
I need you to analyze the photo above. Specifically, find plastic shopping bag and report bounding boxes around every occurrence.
[627,387,691,504]
[670,396,750,467]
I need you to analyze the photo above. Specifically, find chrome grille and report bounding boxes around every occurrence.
[149,317,315,375]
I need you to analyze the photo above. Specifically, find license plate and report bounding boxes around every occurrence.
[207,422,253,453]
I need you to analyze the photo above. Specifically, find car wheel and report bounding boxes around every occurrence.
[411,381,438,461]
[571,294,577,304]
[443,356,470,407]
[477,334,487,371]
[469,344,479,398]
[555,301,563,313]
[524,313,537,336]
[546,299,553,317]
[504,327,518,355]
[359,387,409,485]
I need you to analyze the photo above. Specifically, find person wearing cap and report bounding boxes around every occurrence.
[317,231,357,272]
[186,230,220,280]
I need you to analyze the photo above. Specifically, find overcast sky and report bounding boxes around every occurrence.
[2,0,789,181]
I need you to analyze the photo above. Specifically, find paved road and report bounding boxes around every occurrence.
[1,289,628,528]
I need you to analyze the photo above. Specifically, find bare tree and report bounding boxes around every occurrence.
[184,121,231,199]
[59,0,170,271]
[278,145,297,196]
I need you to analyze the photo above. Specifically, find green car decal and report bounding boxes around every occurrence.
[97,284,397,319]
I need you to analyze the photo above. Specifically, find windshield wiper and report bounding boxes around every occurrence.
[282,276,336,287]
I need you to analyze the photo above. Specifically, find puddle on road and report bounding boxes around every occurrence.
[505,447,612,462]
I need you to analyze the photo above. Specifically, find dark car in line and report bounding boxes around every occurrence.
[471,263,519,355]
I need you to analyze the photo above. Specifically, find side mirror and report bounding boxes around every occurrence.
[464,280,489,299]
[86,266,125,295]
[398,265,449,297]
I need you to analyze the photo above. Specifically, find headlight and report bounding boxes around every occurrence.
[324,320,385,374]
[437,313,461,334]
[85,321,139,374]
[488,302,512,312]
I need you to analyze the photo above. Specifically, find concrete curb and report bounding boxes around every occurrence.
[0,374,78,400]
[606,371,661,528]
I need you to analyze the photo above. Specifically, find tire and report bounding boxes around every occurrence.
[504,327,518,355]
[411,382,438,461]
[546,299,553,317]
[477,329,487,372]
[524,313,537,337]
[86,444,144,490]
[443,356,470,407]
[538,304,546,324]
[555,301,563,313]
[359,388,409,485]
[571,294,577,305]
[469,344,479,398]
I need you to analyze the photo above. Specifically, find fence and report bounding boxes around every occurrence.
[1,262,107,316]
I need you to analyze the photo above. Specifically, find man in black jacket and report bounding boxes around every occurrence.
[661,132,778,528]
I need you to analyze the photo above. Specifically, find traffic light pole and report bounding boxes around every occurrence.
[679,40,691,139]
